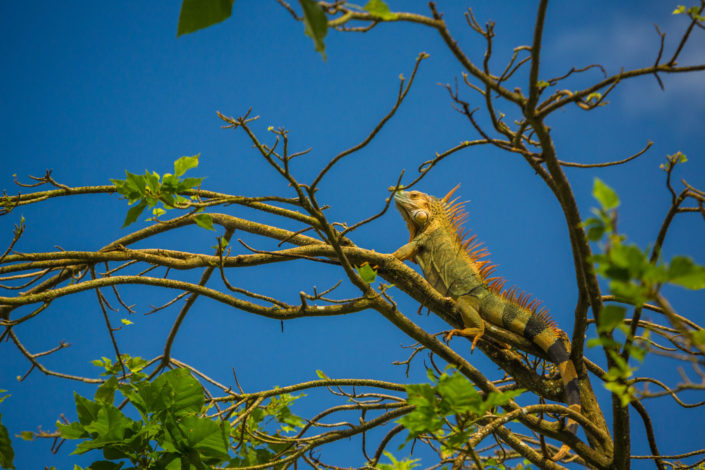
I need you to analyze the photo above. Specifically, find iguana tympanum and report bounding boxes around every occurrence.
[393,185,580,461]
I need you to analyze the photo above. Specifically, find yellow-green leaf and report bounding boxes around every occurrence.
[177,0,234,36]
[299,0,328,59]
[593,178,620,210]
[356,263,377,283]
[194,213,215,231]
[364,0,397,20]
[174,154,200,177]
[598,305,626,333]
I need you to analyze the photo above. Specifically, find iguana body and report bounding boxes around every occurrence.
[393,186,580,459]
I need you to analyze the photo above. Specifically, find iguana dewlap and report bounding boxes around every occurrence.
[393,185,581,460]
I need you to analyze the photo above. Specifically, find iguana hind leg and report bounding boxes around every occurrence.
[444,297,486,351]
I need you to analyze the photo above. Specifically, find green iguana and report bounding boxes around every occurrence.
[393,185,580,461]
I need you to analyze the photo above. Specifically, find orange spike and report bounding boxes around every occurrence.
[442,184,461,203]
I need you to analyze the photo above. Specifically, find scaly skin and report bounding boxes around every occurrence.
[393,186,580,461]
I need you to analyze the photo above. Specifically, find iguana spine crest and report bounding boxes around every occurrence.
[439,185,561,335]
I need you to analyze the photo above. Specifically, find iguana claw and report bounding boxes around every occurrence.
[442,327,485,351]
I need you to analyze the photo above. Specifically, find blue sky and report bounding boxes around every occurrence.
[1,1,704,468]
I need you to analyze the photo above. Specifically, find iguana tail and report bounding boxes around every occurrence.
[544,334,581,461]
[484,294,581,460]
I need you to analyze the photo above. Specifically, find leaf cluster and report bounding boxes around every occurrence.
[54,356,305,469]
[230,390,305,467]
[585,177,705,406]
[176,0,396,59]
[58,360,228,470]
[586,178,705,310]
[398,369,523,456]
[673,4,705,22]
[110,155,213,230]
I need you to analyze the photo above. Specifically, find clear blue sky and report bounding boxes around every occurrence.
[1,1,703,468]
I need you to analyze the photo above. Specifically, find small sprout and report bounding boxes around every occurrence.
[121,319,134,326]
[586,92,602,102]
[536,80,550,89]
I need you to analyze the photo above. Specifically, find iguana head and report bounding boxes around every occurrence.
[393,185,461,241]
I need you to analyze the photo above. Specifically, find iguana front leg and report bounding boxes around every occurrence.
[394,242,486,349]
[445,296,486,351]
[392,242,419,262]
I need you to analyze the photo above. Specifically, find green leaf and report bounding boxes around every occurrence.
[124,172,147,201]
[74,393,101,426]
[583,216,606,241]
[152,369,204,415]
[161,174,180,192]
[144,171,160,194]
[299,0,328,59]
[0,414,14,470]
[356,263,377,283]
[194,214,215,231]
[174,154,201,176]
[19,431,34,442]
[482,388,525,412]
[593,178,619,210]
[315,369,329,380]
[667,256,705,289]
[610,244,648,277]
[437,373,483,415]
[587,225,606,242]
[376,451,420,470]
[177,177,205,191]
[693,329,705,345]
[398,383,442,437]
[120,318,134,326]
[57,421,88,440]
[364,0,397,20]
[95,376,118,405]
[603,380,633,407]
[536,80,550,89]
[609,280,649,307]
[178,416,230,461]
[587,336,621,349]
[122,200,148,228]
[598,305,626,333]
[82,405,135,441]
[625,343,647,362]
[86,461,124,470]
[177,0,234,36]
[673,5,686,14]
